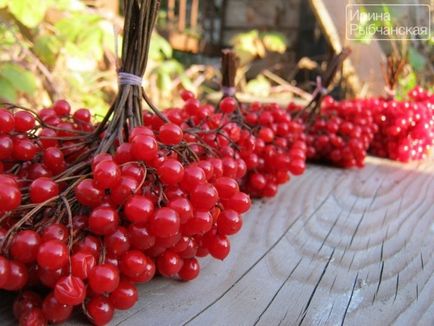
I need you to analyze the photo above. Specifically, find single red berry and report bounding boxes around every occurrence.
[214,177,239,199]
[93,160,121,190]
[0,109,14,133]
[180,90,195,101]
[0,256,10,288]
[167,198,193,224]
[37,240,68,270]
[158,159,185,185]
[14,111,35,132]
[30,177,59,203]
[88,264,120,294]
[86,296,114,326]
[224,191,251,213]
[0,135,13,160]
[131,135,158,161]
[159,123,183,145]
[19,307,47,326]
[104,227,130,257]
[124,195,154,226]
[71,252,96,280]
[220,97,237,113]
[41,223,68,243]
[148,207,180,238]
[128,224,155,251]
[190,183,219,210]
[10,230,41,263]
[119,250,152,279]
[72,235,100,260]
[217,209,242,235]
[54,275,86,305]
[178,258,200,281]
[109,279,138,310]
[73,108,91,123]
[205,233,230,260]
[42,292,72,324]
[52,100,71,116]
[157,251,183,277]
[110,176,138,205]
[3,260,28,290]
[13,291,42,320]
[88,206,119,236]
[75,179,104,207]
[13,139,37,161]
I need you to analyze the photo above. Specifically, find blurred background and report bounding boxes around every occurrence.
[0,0,432,115]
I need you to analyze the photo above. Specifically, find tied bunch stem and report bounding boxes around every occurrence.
[97,0,163,154]
[382,54,406,100]
[302,47,351,121]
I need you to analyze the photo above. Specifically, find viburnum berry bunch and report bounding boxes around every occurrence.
[296,96,377,168]
[0,1,252,325]
[368,61,434,162]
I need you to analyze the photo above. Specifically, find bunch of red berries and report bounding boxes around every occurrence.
[292,96,377,168]
[369,87,434,162]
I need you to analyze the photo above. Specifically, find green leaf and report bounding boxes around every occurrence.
[245,75,271,97]
[0,63,37,95]
[0,0,7,8]
[0,79,17,102]
[33,34,61,67]
[261,32,287,53]
[9,0,48,28]
[180,74,194,92]
[408,47,426,72]
[157,71,172,94]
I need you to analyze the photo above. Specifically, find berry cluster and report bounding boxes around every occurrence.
[369,87,434,162]
[291,96,377,168]
[0,97,255,325]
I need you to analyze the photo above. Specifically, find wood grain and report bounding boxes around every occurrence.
[1,157,433,325]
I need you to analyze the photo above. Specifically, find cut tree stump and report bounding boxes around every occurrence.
[1,157,434,325]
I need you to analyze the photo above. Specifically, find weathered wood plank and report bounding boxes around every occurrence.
[1,157,433,325]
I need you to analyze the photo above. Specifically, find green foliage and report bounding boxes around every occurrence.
[8,0,49,28]
[231,30,287,65]
[0,63,37,101]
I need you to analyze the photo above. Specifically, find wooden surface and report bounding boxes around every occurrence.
[2,156,434,325]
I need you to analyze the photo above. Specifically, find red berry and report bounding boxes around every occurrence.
[30,177,59,203]
[157,251,182,277]
[75,179,104,207]
[3,260,28,290]
[217,209,242,235]
[88,206,119,236]
[13,139,37,161]
[37,240,68,270]
[148,207,180,238]
[119,250,151,278]
[53,100,71,116]
[220,97,237,113]
[42,292,72,324]
[86,296,114,326]
[0,109,14,133]
[104,227,130,257]
[225,191,251,213]
[0,256,10,288]
[158,159,185,185]
[73,108,91,123]
[109,279,138,310]
[131,135,158,161]
[128,224,155,251]
[41,223,68,243]
[54,275,86,305]
[93,160,121,190]
[190,183,219,210]
[159,123,183,145]
[88,264,120,294]
[0,182,21,212]
[206,233,230,260]
[71,252,96,280]
[124,195,154,226]
[0,135,13,159]
[178,258,200,281]
[19,308,47,326]
[14,111,35,132]
[13,291,42,320]
[10,230,41,263]
[168,198,193,224]
[180,90,195,101]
